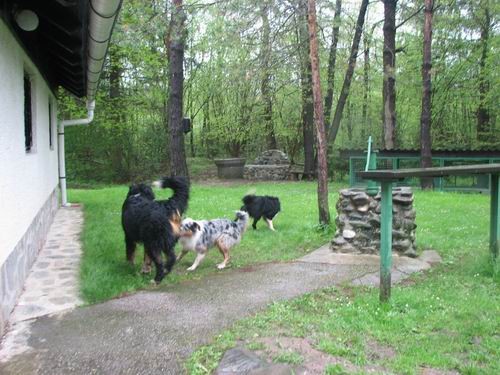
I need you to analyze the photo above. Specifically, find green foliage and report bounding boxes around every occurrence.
[61,0,499,184]
[60,0,170,183]
[61,91,169,183]
[395,0,500,149]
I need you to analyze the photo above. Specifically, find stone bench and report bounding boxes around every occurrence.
[288,164,315,180]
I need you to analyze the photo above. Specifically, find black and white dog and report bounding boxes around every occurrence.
[121,177,189,284]
[241,195,281,231]
[176,211,249,271]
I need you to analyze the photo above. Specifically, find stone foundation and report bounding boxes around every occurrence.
[0,188,59,336]
[244,149,291,181]
[244,164,290,180]
[253,149,290,165]
[331,187,417,257]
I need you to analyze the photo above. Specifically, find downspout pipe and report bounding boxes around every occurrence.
[57,0,122,207]
[58,100,95,207]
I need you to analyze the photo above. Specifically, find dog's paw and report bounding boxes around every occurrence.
[186,266,196,272]
[216,263,226,270]
[150,279,159,285]
[141,265,152,274]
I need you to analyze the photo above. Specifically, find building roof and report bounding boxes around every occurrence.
[0,0,121,98]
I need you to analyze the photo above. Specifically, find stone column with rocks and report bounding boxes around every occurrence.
[243,150,291,180]
[331,187,417,257]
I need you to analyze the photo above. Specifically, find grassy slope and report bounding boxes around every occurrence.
[186,190,499,374]
[70,181,336,304]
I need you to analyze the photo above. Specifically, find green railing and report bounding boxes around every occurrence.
[350,153,500,192]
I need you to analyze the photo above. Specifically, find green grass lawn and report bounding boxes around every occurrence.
[185,190,499,375]
[69,181,337,304]
[70,182,499,374]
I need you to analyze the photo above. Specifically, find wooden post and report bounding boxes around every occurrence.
[380,180,393,302]
[491,173,499,259]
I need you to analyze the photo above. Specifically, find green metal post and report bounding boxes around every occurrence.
[490,173,499,259]
[392,158,400,170]
[365,136,378,196]
[380,181,393,302]
[437,159,445,191]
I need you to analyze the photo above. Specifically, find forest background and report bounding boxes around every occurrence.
[60,0,499,184]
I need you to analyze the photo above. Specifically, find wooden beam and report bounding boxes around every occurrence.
[358,163,500,181]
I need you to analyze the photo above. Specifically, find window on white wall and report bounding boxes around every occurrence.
[49,100,53,149]
[24,73,34,152]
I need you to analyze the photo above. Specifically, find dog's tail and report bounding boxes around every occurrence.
[154,176,190,214]
[234,210,250,231]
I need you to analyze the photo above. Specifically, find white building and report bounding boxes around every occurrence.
[0,0,121,336]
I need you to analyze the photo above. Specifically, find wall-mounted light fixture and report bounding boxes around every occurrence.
[15,9,39,31]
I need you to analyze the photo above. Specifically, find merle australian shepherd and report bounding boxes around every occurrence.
[121,177,189,284]
[241,195,281,231]
[177,211,249,271]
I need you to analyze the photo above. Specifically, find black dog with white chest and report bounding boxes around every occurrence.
[121,177,189,284]
[241,194,281,231]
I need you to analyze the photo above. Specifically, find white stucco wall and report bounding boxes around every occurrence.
[0,19,59,266]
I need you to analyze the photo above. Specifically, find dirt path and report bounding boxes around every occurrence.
[0,244,437,374]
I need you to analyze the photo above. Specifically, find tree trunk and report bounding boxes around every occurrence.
[346,100,353,143]
[190,117,195,157]
[297,0,315,179]
[420,0,433,190]
[203,100,211,157]
[476,4,490,143]
[109,45,121,100]
[167,0,189,178]
[307,0,330,225]
[328,0,369,144]
[362,23,376,141]
[323,0,342,126]
[382,0,397,149]
[260,0,277,150]
[108,44,129,178]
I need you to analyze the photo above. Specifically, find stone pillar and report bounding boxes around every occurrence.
[331,187,417,257]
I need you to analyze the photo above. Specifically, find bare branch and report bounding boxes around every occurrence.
[396,5,424,29]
